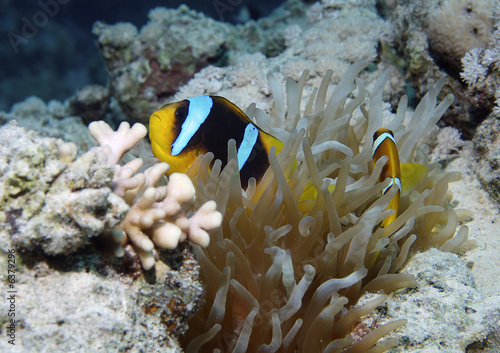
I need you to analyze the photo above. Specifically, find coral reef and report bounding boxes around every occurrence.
[88,120,222,269]
[2,0,500,352]
[0,119,222,352]
[0,96,96,153]
[92,5,234,123]
[174,0,398,115]
[0,121,127,256]
[0,0,293,111]
[360,248,500,352]
[472,117,500,205]
[90,0,310,124]
[385,0,496,138]
[0,119,221,264]
[93,0,396,124]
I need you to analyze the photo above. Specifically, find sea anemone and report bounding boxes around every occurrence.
[181,61,471,352]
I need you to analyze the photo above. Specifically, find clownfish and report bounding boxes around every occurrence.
[149,95,283,188]
[149,96,427,223]
[372,128,428,227]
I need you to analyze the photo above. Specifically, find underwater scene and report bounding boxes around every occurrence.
[1,0,500,352]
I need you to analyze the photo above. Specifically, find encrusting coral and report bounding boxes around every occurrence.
[92,5,233,124]
[93,1,395,125]
[0,117,222,272]
[426,0,493,78]
[0,119,209,351]
[458,3,500,206]
[178,61,473,352]
[88,120,223,269]
[385,0,497,138]
[0,121,127,256]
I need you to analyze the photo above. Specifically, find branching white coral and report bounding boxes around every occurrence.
[460,48,488,86]
[89,121,147,164]
[89,121,223,269]
[430,126,465,162]
[459,23,500,113]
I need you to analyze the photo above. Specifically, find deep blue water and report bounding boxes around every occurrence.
[0,0,286,111]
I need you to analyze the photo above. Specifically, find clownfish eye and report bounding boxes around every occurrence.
[174,108,188,121]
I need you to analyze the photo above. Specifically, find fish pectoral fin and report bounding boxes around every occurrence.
[400,163,429,196]
[298,181,336,202]
[299,182,317,201]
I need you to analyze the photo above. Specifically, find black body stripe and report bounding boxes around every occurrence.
[177,96,270,188]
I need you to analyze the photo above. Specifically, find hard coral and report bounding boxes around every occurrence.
[89,121,223,269]
[0,117,222,269]
[386,0,497,131]
[426,0,493,78]
[373,248,500,352]
[0,121,127,256]
[180,62,472,352]
[0,121,211,351]
[0,95,96,153]
[92,5,232,124]
[175,0,397,119]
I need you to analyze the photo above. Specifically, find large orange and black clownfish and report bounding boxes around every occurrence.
[372,128,429,227]
[149,95,283,189]
[149,96,427,223]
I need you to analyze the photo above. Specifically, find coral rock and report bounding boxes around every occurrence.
[0,96,96,152]
[68,84,111,125]
[472,116,500,205]
[92,6,232,123]
[0,121,129,256]
[386,0,496,138]
[374,248,500,352]
[0,245,203,353]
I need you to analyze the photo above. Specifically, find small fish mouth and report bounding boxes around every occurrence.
[149,114,171,158]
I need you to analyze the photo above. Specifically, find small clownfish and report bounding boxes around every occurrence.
[372,128,402,227]
[149,95,284,188]
[372,128,429,227]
